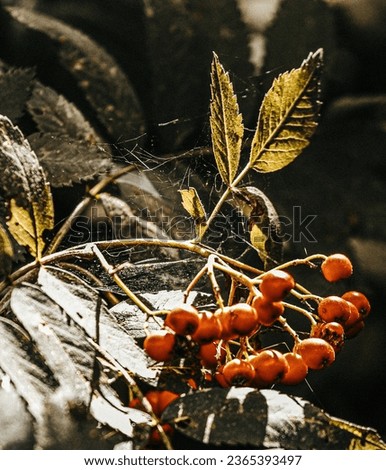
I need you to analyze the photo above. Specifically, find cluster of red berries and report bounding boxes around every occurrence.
[143,254,371,389]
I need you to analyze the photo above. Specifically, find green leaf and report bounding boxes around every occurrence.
[179,187,207,239]
[249,49,323,173]
[210,52,244,185]
[0,115,54,258]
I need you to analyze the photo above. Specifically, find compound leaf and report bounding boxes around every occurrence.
[210,53,244,185]
[0,115,54,258]
[249,49,323,173]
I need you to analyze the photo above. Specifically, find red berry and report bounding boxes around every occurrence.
[252,294,284,326]
[317,296,352,324]
[249,350,289,384]
[198,341,226,368]
[145,390,179,417]
[321,254,353,282]
[143,332,176,362]
[259,270,295,301]
[217,303,259,337]
[342,291,371,318]
[296,338,335,370]
[345,319,365,339]
[191,311,222,344]
[215,308,239,341]
[222,358,255,386]
[281,352,308,385]
[311,322,345,352]
[164,304,200,335]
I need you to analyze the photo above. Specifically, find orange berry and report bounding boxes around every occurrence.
[342,291,371,318]
[317,296,352,324]
[143,331,175,362]
[198,340,226,368]
[311,321,345,352]
[164,304,200,335]
[281,352,308,385]
[251,294,284,326]
[249,350,289,384]
[191,311,222,344]
[216,303,259,337]
[321,254,353,282]
[222,358,255,387]
[259,270,295,301]
[296,338,335,370]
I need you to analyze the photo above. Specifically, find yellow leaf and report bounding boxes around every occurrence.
[179,187,207,239]
[0,224,14,259]
[0,223,14,276]
[0,116,54,259]
[249,49,323,173]
[328,416,386,450]
[210,53,244,185]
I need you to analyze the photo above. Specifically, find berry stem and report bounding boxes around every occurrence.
[282,301,317,326]
[92,245,152,315]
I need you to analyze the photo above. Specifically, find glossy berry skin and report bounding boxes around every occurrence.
[145,390,180,417]
[143,332,175,362]
[343,302,364,338]
[222,358,255,387]
[342,291,371,318]
[281,352,308,385]
[259,270,295,302]
[252,294,284,326]
[249,350,289,384]
[164,304,200,335]
[215,308,239,341]
[296,338,335,370]
[321,254,353,282]
[317,296,352,324]
[191,311,222,344]
[198,341,226,368]
[217,303,259,337]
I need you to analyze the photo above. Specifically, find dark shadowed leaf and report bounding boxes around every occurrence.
[162,387,386,449]
[8,282,151,443]
[0,67,35,122]
[27,81,101,142]
[231,186,283,268]
[28,133,111,187]
[3,6,145,141]
[249,49,322,173]
[37,266,158,383]
[0,115,54,258]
